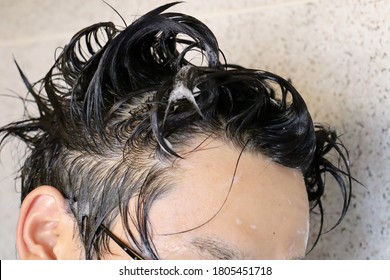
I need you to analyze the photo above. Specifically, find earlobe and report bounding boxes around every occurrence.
[16,186,79,259]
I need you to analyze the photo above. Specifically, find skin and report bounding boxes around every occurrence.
[145,138,309,259]
[17,137,309,260]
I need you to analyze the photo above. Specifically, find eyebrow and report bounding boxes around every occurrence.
[189,237,245,260]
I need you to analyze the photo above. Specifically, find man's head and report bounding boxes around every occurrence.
[1,3,352,259]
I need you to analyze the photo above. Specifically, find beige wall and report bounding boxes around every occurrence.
[1,0,389,259]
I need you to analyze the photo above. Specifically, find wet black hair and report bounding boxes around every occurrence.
[0,2,352,259]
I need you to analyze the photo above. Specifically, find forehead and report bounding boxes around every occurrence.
[148,137,310,259]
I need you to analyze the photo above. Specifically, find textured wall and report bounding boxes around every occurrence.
[0,0,389,259]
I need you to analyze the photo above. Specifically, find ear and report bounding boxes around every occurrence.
[16,185,82,259]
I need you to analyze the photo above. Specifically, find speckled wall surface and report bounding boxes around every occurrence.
[0,0,389,259]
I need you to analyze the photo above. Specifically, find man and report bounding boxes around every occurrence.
[0,3,352,259]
